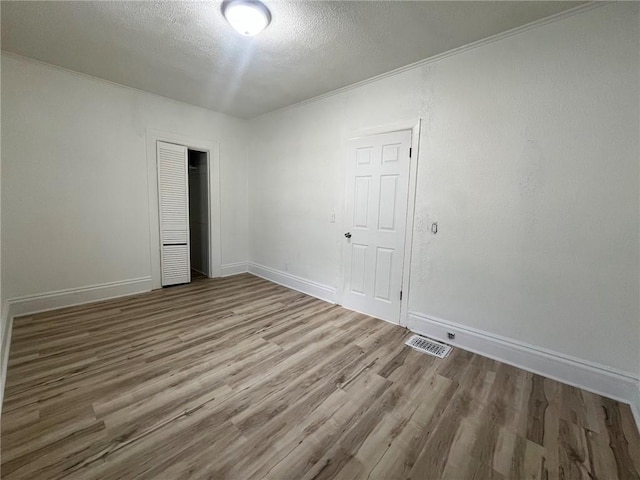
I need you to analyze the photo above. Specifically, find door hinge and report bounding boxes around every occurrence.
[400,290,403,300]
[409,148,412,158]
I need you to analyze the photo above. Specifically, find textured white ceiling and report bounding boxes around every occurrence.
[1,1,584,118]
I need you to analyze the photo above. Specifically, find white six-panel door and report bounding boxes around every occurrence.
[342,130,412,324]
[157,141,191,286]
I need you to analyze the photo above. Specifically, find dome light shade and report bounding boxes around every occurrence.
[222,0,271,36]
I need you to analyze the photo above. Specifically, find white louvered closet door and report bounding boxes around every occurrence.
[157,141,191,286]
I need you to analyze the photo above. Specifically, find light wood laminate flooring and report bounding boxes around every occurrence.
[2,274,639,479]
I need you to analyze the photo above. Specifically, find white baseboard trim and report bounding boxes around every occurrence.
[7,277,153,318]
[408,311,640,430]
[248,262,337,304]
[1,302,14,415]
[220,262,248,277]
[631,387,640,433]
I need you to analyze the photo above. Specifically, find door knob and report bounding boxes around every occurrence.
[344,232,352,238]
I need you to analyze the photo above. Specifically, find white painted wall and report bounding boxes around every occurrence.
[248,3,640,375]
[409,3,639,377]
[1,54,249,300]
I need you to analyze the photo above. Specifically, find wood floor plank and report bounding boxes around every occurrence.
[2,273,638,479]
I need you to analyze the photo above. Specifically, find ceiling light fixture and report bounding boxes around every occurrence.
[222,0,271,37]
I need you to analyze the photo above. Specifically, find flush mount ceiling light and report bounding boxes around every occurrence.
[222,0,271,36]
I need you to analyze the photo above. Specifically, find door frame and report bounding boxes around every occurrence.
[337,118,422,327]
[146,129,222,289]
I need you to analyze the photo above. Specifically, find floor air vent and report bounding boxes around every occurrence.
[405,335,452,359]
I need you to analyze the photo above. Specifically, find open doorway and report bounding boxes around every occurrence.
[188,149,209,279]
[148,130,221,290]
